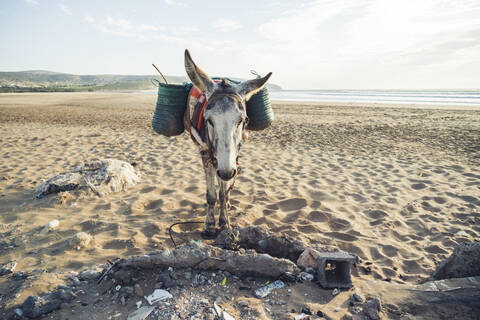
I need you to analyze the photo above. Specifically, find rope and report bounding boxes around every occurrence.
[168,220,204,247]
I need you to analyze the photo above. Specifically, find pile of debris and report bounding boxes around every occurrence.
[34,159,140,199]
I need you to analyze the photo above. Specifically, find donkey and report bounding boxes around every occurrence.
[183,50,272,238]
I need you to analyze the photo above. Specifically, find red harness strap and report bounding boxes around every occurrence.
[197,95,208,132]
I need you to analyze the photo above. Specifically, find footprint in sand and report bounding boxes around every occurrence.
[276,198,307,211]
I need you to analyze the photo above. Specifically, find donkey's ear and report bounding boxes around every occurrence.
[184,49,215,95]
[238,72,272,101]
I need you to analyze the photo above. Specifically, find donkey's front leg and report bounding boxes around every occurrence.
[218,180,232,231]
[202,156,217,238]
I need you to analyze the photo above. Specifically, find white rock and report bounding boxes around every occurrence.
[70,232,92,248]
[144,289,173,305]
[41,219,59,233]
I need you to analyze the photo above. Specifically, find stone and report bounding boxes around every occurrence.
[35,159,140,199]
[70,232,92,249]
[127,306,155,320]
[297,248,320,269]
[0,261,17,276]
[79,269,100,281]
[41,219,59,233]
[134,284,144,297]
[351,292,363,304]
[363,297,382,320]
[432,241,480,280]
[254,280,285,298]
[22,288,75,318]
[237,300,249,308]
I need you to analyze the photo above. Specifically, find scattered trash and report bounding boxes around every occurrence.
[144,289,173,305]
[254,280,285,298]
[332,288,340,296]
[115,285,121,291]
[221,276,227,286]
[316,251,357,289]
[213,302,236,320]
[41,219,59,233]
[0,261,17,276]
[127,306,155,320]
[14,308,23,317]
[136,301,142,309]
[299,272,314,281]
[294,314,310,320]
[68,271,79,278]
[334,307,340,312]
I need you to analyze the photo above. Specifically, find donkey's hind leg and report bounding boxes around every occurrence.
[202,156,217,238]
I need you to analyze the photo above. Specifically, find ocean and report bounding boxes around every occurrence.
[140,89,480,106]
[268,89,480,106]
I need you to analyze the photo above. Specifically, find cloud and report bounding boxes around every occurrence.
[164,0,185,6]
[84,14,179,40]
[213,18,242,32]
[23,0,39,6]
[58,3,72,15]
[84,15,95,23]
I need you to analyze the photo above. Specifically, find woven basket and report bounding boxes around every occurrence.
[152,82,192,137]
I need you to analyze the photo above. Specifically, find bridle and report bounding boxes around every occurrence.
[197,91,247,189]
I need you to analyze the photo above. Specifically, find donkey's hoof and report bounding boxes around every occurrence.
[201,228,218,239]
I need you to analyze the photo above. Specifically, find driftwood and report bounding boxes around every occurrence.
[115,241,300,278]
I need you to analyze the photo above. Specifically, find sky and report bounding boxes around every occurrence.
[1,0,480,89]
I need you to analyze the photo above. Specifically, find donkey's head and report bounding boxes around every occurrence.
[185,49,272,181]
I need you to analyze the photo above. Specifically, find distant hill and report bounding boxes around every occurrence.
[0,70,282,92]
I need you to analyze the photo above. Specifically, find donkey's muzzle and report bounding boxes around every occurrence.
[217,169,236,181]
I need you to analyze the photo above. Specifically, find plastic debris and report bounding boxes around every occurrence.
[144,289,173,305]
[222,277,227,286]
[254,280,285,298]
[127,306,155,320]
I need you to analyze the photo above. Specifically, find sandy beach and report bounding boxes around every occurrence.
[0,92,479,319]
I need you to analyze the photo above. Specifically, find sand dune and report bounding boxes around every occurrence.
[0,93,479,318]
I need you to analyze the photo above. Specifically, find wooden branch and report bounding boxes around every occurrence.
[115,242,299,278]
